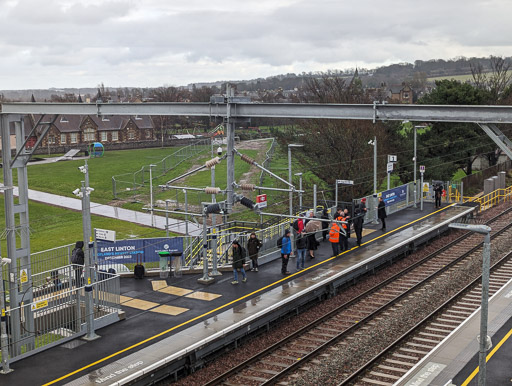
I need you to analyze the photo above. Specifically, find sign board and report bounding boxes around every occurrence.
[419,165,425,173]
[31,300,48,311]
[95,228,116,242]
[20,269,28,284]
[381,185,408,206]
[256,194,267,208]
[336,179,354,185]
[387,162,394,173]
[388,155,397,162]
[97,237,183,265]
[423,182,430,192]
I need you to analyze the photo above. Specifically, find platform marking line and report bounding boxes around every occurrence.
[461,326,512,386]
[43,204,456,386]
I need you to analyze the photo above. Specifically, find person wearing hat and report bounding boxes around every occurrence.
[231,240,247,284]
[280,229,292,275]
[353,198,368,246]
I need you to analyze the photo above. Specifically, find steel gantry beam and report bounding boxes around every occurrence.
[3,102,512,123]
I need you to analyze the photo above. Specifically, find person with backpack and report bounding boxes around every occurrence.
[247,232,263,272]
[280,229,292,275]
[71,241,85,286]
[231,240,247,284]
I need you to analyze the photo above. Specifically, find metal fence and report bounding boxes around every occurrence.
[112,139,210,200]
[3,264,119,363]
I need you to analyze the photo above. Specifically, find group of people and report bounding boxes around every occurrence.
[231,198,390,282]
[231,232,262,284]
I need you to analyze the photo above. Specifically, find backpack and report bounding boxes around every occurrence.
[277,236,283,248]
[71,248,79,264]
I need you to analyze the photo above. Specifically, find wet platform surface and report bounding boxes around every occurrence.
[398,277,512,386]
[2,203,475,386]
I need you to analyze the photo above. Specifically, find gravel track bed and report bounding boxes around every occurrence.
[166,204,511,386]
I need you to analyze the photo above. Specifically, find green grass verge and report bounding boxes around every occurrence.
[0,196,167,254]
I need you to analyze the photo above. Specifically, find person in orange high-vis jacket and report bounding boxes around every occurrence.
[329,217,341,257]
[339,216,349,251]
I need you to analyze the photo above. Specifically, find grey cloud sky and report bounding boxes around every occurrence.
[0,0,510,89]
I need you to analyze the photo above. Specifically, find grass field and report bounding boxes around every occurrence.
[427,70,512,83]
[0,196,167,253]
[12,146,209,205]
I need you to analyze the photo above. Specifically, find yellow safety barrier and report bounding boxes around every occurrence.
[462,185,512,212]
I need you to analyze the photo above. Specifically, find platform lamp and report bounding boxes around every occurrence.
[448,222,492,386]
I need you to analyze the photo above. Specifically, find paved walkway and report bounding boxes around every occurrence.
[1,184,202,236]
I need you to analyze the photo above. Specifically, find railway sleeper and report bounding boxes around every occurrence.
[360,377,394,385]
[377,364,409,374]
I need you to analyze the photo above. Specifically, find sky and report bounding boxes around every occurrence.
[0,0,511,90]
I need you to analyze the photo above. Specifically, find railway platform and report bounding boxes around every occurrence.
[2,202,475,386]
[397,276,512,386]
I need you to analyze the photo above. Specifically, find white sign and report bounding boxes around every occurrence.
[420,165,426,173]
[388,155,397,162]
[336,179,354,185]
[95,228,116,242]
[387,162,394,173]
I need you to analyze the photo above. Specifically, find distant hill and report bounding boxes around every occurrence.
[1,56,510,101]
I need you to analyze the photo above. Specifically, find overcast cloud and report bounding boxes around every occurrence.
[0,0,510,89]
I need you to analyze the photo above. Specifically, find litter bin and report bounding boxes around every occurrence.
[170,251,183,277]
[158,251,171,278]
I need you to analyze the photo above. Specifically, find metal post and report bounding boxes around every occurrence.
[373,137,379,224]
[81,181,99,341]
[184,189,189,236]
[211,165,221,276]
[226,85,235,214]
[165,200,170,238]
[414,126,417,208]
[313,184,317,211]
[420,172,424,211]
[288,145,292,216]
[0,257,12,374]
[335,181,338,209]
[149,164,156,227]
[461,181,464,204]
[197,212,214,284]
[478,232,491,386]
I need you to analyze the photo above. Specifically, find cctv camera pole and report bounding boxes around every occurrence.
[0,256,12,374]
[210,162,221,276]
[81,181,99,341]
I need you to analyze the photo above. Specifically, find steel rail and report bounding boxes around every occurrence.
[203,207,512,386]
[338,244,512,386]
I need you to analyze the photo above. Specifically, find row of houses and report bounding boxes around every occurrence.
[18,114,155,148]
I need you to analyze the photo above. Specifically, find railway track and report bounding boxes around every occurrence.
[203,207,512,386]
[340,247,512,386]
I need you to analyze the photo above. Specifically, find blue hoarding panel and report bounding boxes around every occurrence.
[97,237,183,264]
[381,185,407,206]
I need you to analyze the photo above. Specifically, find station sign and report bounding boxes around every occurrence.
[387,162,394,173]
[388,155,397,162]
[336,179,354,185]
[256,194,267,208]
[420,165,426,173]
[95,228,116,242]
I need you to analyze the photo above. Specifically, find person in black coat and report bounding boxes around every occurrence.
[321,209,329,241]
[434,184,443,208]
[71,241,85,286]
[378,197,387,230]
[247,232,262,272]
[352,209,364,246]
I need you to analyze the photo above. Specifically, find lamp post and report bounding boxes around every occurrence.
[368,137,378,224]
[288,144,304,216]
[448,223,492,386]
[149,164,156,227]
[295,172,303,209]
